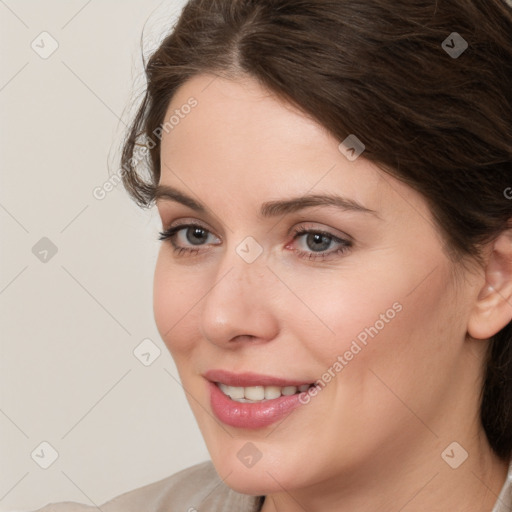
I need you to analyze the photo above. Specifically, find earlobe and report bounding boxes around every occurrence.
[467,228,512,340]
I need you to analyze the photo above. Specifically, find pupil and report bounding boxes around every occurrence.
[307,233,330,252]
[188,227,207,245]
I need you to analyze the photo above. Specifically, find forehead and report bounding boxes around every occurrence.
[163,72,331,155]
[158,73,433,231]
[162,74,376,195]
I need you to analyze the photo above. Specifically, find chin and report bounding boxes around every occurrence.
[212,459,286,496]
[205,439,303,495]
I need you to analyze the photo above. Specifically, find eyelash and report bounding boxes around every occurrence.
[157,223,352,261]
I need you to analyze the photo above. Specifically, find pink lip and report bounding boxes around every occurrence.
[204,370,315,429]
[208,381,308,429]
[203,369,313,387]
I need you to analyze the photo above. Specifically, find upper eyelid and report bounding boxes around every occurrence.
[164,221,351,245]
[157,202,364,236]
[166,220,223,241]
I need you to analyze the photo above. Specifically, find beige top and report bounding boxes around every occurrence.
[33,458,512,512]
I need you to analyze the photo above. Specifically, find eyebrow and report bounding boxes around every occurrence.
[154,184,379,218]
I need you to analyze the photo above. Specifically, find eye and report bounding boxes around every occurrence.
[158,222,220,256]
[158,222,352,261]
[287,226,352,261]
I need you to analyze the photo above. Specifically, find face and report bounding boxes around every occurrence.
[153,73,482,495]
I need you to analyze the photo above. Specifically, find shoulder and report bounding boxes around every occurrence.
[32,460,261,512]
[100,460,244,511]
[492,457,512,512]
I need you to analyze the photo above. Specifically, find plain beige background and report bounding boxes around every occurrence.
[0,1,210,510]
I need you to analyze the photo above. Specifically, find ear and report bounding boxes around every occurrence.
[468,228,512,340]
[467,226,512,340]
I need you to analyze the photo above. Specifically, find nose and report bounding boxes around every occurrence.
[199,242,280,348]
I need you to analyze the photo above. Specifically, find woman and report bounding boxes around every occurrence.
[35,0,512,510]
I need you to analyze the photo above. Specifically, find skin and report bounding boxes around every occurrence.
[153,72,511,512]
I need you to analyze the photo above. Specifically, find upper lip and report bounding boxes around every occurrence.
[204,369,313,388]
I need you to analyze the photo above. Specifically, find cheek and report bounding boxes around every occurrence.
[153,251,201,356]
[284,255,460,399]
[319,262,462,429]
[276,264,406,360]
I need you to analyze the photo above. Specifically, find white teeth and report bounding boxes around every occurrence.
[245,386,265,400]
[217,382,309,402]
[281,386,298,396]
[222,384,244,399]
[264,386,282,399]
[218,382,229,394]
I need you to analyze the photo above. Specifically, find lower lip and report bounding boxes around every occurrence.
[209,381,309,429]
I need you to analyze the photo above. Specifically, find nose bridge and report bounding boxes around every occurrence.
[214,234,269,297]
[199,237,279,345]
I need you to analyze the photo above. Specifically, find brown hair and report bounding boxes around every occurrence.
[120,0,512,460]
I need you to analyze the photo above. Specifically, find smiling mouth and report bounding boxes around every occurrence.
[215,382,316,403]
